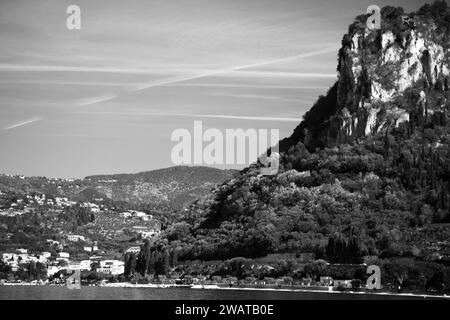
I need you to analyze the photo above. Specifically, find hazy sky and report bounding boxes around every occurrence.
[0,0,424,178]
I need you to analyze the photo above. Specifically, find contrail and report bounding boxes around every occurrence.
[208,92,314,103]
[132,46,338,91]
[166,83,330,89]
[82,46,338,106]
[224,71,337,78]
[76,93,117,107]
[166,113,303,122]
[84,111,302,122]
[4,117,42,130]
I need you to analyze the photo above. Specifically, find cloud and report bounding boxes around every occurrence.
[0,80,139,87]
[4,117,42,130]
[78,46,338,106]
[0,64,182,75]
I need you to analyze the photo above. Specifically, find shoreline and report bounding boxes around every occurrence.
[2,282,449,299]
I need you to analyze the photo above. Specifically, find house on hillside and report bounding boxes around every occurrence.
[126,246,141,254]
[119,212,132,218]
[96,260,124,275]
[80,260,92,271]
[58,252,70,259]
[67,235,85,242]
[131,211,146,218]
[83,242,98,252]
[132,226,159,238]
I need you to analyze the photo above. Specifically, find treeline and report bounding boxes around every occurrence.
[124,239,178,277]
[326,234,364,264]
[0,261,47,282]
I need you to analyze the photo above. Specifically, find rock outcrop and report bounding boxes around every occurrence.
[284,4,449,151]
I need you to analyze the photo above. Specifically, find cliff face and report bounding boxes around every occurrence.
[296,5,450,150]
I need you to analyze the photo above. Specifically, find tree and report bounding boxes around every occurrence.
[304,260,328,280]
[124,252,137,277]
[383,258,415,289]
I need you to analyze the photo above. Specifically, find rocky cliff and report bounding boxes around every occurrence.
[284,4,449,151]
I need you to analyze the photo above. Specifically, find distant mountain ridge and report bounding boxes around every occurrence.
[84,166,237,209]
[0,166,237,210]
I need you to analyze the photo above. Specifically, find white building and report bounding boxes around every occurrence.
[132,211,146,218]
[59,252,70,259]
[82,203,100,213]
[36,254,48,263]
[119,212,132,218]
[2,253,16,261]
[67,260,91,271]
[126,246,141,254]
[46,239,60,246]
[67,235,85,242]
[97,260,124,275]
[47,266,61,277]
[80,260,92,270]
[132,226,159,238]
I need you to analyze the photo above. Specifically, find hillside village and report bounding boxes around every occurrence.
[0,182,163,282]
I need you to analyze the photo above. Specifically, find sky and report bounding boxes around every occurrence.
[0,0,424,178]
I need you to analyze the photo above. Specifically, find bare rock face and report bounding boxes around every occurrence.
[298,6,450,150]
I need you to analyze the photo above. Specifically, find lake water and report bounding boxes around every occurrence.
[0,286,440,300]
